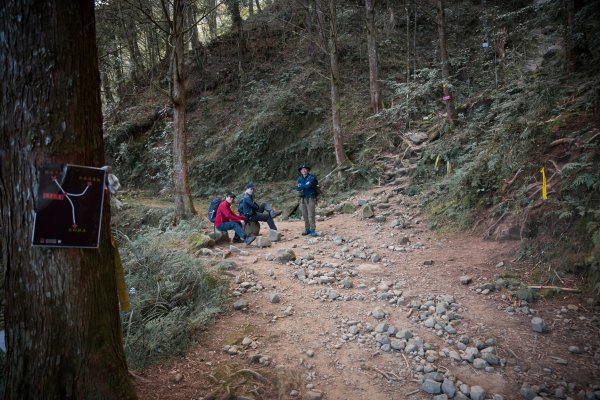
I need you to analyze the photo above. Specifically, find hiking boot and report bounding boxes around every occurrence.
[301,229,310,236]
[309,229,317,237]
[244,235,255,246]
[270,210,282,218]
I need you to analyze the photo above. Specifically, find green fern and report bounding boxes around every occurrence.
[571,173,596,190]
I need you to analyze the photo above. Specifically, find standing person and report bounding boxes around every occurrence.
[296,165,318,236]
[215,192,255,245]
[239,182,282,231]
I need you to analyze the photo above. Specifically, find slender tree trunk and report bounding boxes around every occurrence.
[436,0,455,126]
[249,0,254,16]
[322,0,349,167]
[227,0,245,84]
[207,0,218,40]
[365,0,382,113]
[305,0,314,32]
[405,0,410,83]
[171,0,197,223]
[0,1,137,398]
[413,4,417,80]
[385,0,396,32]
[255,0,262,12]
[189,2,201,51]
[117,1,143,80]
[100,69,115,107]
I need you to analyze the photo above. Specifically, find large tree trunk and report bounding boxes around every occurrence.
[0,1,137,399]
[436,0,455,126]
[365,0,382,114]
[171,0,197,223]
[324,0,349,167]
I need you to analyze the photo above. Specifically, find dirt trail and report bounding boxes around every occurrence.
[135,187,599,400]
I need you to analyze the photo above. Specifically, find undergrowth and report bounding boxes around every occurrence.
[116,218,229,368]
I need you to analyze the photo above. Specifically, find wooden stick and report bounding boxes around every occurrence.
[401,352,410,369]
[406,389,421,396]
[549,138,576,146]
[528,285,580,293]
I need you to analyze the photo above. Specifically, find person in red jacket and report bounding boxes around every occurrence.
[215,192,255,245]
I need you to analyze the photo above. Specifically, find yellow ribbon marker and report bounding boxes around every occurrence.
[434,155,440,170]
[110,233,130,311]
[447,161,452,175]
[540,167,547,200]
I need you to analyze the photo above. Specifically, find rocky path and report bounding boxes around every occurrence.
[135,187,600,400]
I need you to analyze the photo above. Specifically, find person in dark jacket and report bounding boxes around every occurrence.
[238,182,282,231]
[295,164,318,236]
[215,192,255,245]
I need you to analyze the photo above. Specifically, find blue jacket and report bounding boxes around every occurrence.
[296,174,318,198]
[238,192,259,217]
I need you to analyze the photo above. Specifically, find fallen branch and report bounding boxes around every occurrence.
[549,138,576,147]
[406,389,421,396]
[502,167,523,191]
[484,209,509,239]
[528,285,580,293]
[586,131,600,144]
[370,366,399,381]
[401,352,410,369]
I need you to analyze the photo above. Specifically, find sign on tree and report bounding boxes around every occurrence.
[32,164,107,248]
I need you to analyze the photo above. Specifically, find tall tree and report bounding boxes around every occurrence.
[436,0,455,126]
[207,0,218,39]
[227,0,245,84]
[117,1,144,81]
[162,0,198,223]
[0,1,137,398]
[317,0,350,168]
[365,0,383,113]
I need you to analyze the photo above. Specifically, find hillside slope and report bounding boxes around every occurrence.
[103,0,600,288]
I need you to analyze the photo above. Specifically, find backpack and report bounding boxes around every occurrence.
[314,176,321,197]
[207,198,222,223]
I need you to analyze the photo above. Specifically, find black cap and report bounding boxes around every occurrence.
[298,164,311,172]
[225,191,236,198]
[245,182,256,189]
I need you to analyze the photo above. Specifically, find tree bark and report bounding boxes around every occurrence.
[255,0,262,13]
[319,0,349,167]
[189,2,202,51]
[249,0,254,16]
[227,0,245,81]
[0,1,137,399]
[365,0,382,113]
[436,0,455,126]
[207,0,218,40]
[100,70,115,108]
[170,0,198,223]
[117,0,144,81]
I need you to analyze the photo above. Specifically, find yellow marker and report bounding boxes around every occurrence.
[434,155,440,170]
[540,167,547,200]
[447,161,452,175]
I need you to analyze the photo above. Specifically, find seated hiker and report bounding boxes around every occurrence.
[238,182,282,231]
[215,192,255,245]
